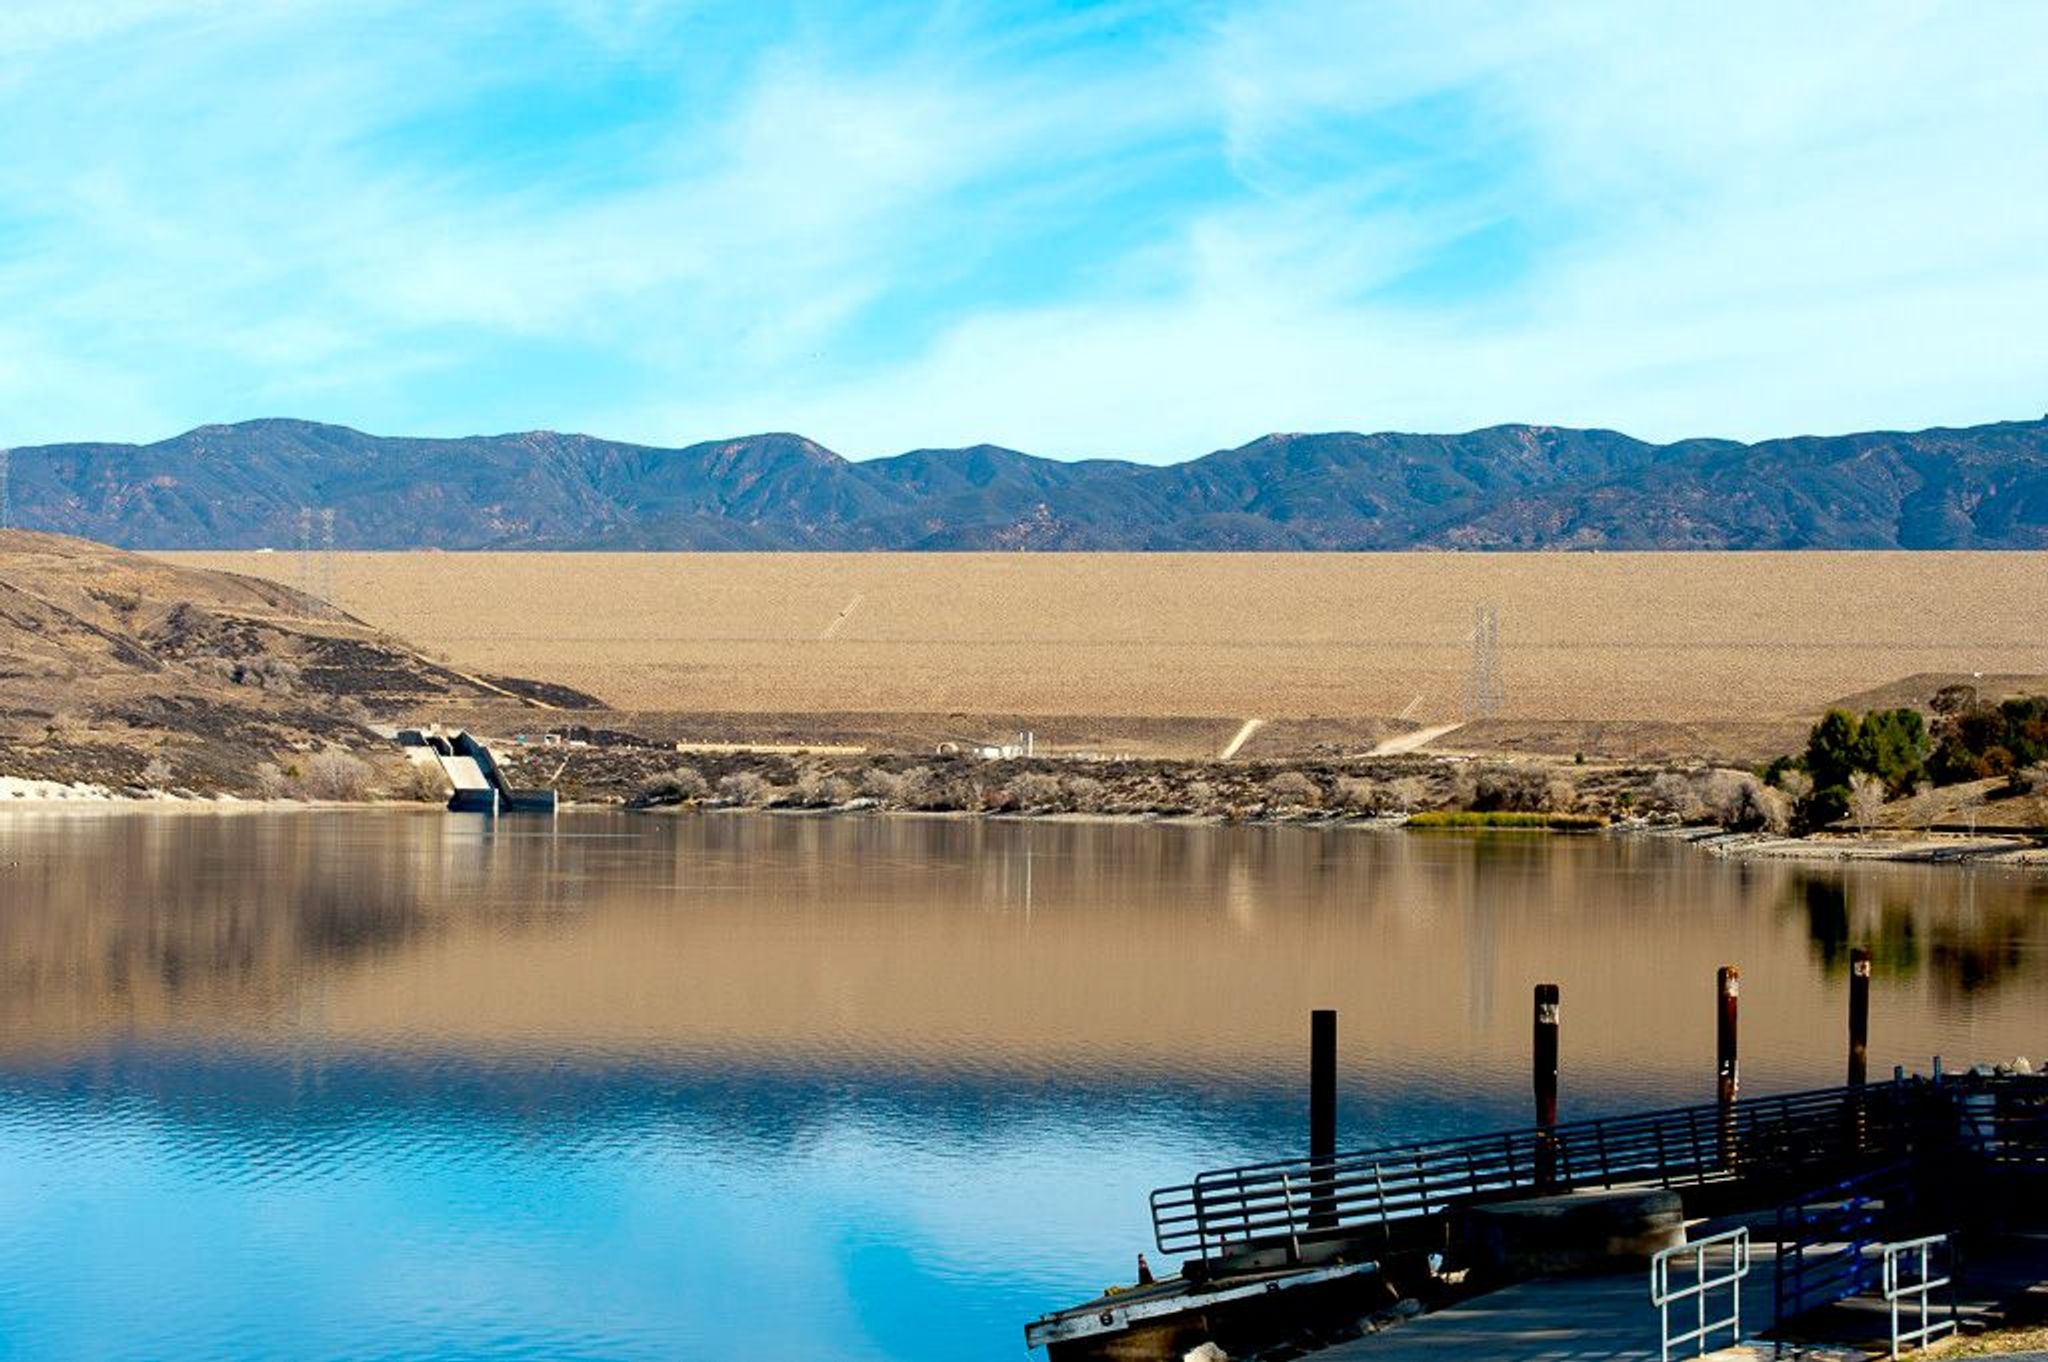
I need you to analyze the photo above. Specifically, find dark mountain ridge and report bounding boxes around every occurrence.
[6,415,2046,550]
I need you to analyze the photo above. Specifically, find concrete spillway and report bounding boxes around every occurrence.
[400,729,558,815]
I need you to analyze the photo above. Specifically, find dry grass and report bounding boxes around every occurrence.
[162,551,2048,725]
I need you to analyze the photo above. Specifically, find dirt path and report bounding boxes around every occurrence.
[1370,722,1464,755]
[819,594,865,640]
[1219,718,1264,760]
[441,666,560,710]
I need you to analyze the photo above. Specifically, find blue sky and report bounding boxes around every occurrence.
[0,1,2044,459]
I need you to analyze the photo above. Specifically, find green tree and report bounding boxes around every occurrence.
[1804,709,1862,796]
[1855,707,1929,795]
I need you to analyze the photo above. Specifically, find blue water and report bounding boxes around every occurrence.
[0,810,2041,1359]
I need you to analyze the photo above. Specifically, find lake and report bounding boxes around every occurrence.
[1,809,2043,1360]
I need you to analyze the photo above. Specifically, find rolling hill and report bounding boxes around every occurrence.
[5,416,2046,550]
[0,530,595,793]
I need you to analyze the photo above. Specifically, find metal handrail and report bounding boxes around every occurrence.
[1650,1226,1750,1361]
[1152,1081,1924,1259]
[1772,1161,1909,1324]
[1881,1234,1955,1355]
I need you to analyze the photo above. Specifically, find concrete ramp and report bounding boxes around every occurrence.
[399,728,557,815]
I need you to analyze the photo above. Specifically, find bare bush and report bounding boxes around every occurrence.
[1776,768,1814,801]
[1848,771,1886,833]
[1062,775,1107,812]
[1181,779,1219,814]
[253,761,293,799]
[860,768,904,802]
[895,766,951,809]
[1647,771,1706,820]
[1386,776,1430,814]
[1332,777,1381,813]
[302,751,373,801]
[1264,771,1320,809]
[640,766,709,803]
[1542,776,1580,813]
[792,772,854,807]
[716,771,771,806]
[1698,768,1786,832]
[404,760,452,803]
[1005,771,1066,811]
[193,653,302,693]
[139,756,174,790]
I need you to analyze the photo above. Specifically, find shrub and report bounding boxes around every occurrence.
[792,772,854,806]
[1848,771,1886,832]
[1332,776,1381,813]
[1263,771,1321,808]
[1931,694,2048,785]
[860,768,904,802]
[139,756,174,789]
[1062,775,1107,812]
[895,766,956,809]
[2007,764,2048,797]
[716,771,771,806]
[1005,771,1066,811]
[253,761,293,799]
[1699,768,1788,833]
[405,761,452,803]
[641,766,709,803]
[1648,772,1705,821]
[1473,766,1551,813]
[1385,776,1430,814]
[1181,779,1219,814]
[302,751,373,801]
[1407,810,1604,830]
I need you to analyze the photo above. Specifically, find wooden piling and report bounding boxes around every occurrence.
[1533,983,1560,1188]
[1848,948,1871,1087]
[1716,965,1740,1170]
[1716,966,1740,1105]
[1309,1009,1337,1229]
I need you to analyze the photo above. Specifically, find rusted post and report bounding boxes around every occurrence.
[1716,966,1740,1171]
[1716,966,1740,1105]
[1847,948,1871,1087]
[1310,1009,1336,1229]
[1534,983,1561,1189]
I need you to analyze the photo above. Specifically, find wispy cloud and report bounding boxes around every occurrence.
[0,0,2042,454]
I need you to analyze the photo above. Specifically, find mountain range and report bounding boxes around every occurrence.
[6,416,2047,550]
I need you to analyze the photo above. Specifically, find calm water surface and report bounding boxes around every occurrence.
[1,809,2045,1360]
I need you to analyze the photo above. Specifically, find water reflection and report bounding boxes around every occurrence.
[0,810,2044,1360]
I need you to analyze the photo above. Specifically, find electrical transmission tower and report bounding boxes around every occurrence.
[296,506,314,601]
[1467,602,1505,720]
[319,507,336,609]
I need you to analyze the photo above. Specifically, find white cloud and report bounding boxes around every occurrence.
[672,0,2048,455]
[0,0,2043,453]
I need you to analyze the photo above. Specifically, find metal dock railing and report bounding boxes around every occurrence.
[1151,1081,1930,1262]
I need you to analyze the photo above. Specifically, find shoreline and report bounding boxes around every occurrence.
[6,790,2043,870]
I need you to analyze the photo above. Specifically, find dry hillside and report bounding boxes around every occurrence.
[0,531,594,792]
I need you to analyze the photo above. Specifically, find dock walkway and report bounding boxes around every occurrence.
[1316,1228,2048,1361]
